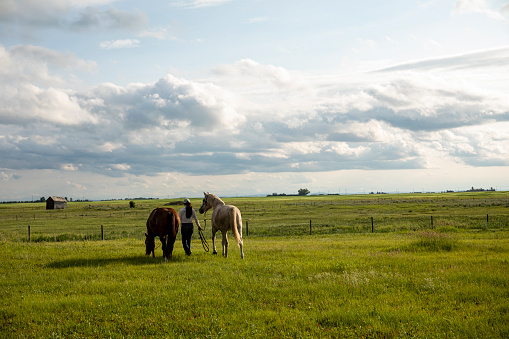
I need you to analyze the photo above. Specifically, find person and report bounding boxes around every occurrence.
[178,198,202,255]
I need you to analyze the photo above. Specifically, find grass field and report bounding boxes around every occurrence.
[1,192,509,338]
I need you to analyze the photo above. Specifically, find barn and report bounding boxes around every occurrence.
[46,196,67,210]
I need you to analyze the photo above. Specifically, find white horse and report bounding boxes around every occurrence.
[199,192,244,259]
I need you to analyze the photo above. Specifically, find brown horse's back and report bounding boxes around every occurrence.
[147,208,180,236]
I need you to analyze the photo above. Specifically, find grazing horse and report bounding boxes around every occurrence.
[199,192,244,259]
[145,208,180,261]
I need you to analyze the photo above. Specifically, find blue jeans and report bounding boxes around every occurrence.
[181,223,194,255]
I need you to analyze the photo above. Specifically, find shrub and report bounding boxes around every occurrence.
[405,230,459,252]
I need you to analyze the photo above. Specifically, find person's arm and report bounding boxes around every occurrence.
[193,209,202,230]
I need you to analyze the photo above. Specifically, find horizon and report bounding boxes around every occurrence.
[3,185,506,203]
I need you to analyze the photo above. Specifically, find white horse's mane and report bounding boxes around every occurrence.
[205,192,224,205]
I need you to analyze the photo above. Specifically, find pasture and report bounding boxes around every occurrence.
[1,192,509,338]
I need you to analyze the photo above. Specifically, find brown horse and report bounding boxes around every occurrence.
[145,207,180,261]
[199,192,244,259]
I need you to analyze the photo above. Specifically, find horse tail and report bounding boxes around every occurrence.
[168,210,178,239]
[173,209,180,237]
[230,207,243,247]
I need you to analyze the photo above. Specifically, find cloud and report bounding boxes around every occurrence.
[0,0,148,35]
[1,44,508,184]
[454,0,509,20]
[0,44,96,87]
[171,0,234,9]
[68,7,148,32]
[377,46,509,72]
[0,85,99,126]
[0,43,99,127]
[61,163,80,171]
[138,27,177,40]
[99,39,141,49]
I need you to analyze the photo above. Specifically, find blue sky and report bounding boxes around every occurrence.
[1,0,509,200]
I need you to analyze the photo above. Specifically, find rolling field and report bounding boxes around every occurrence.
[1,192,509,338]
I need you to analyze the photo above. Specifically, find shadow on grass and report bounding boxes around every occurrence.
[46,254,192,268]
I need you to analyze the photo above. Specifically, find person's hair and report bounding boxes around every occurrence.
[185,202,192,218]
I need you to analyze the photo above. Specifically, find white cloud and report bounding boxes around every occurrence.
[138,27,177,40]
[110,164,131,171]
[171,0,233,9]
[99,39,141,49]
[61,163,80,171]
[0,84,99,126]
[0,44,96,87]
[97,142,124,152]
[454,0,508,20]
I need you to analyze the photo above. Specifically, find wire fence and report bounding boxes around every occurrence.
[3,213,508,243]
[1,195,508,242]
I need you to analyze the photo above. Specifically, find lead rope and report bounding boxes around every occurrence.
[198,228,209,252]
[199,212,209,252]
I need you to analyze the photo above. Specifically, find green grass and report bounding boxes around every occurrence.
[1,233,508,338]
[1,192,509,337]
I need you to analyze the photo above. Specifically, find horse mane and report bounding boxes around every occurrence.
[207,192,225,206]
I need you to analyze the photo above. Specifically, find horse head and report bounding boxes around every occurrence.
[145,232,155,256]
[199,192,212,214]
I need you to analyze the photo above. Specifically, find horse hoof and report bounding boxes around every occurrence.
[213,251,217,255]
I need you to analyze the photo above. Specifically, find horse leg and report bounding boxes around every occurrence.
[160,236,168,261]
[222,231,228,258]
[167,234,176,260]
[238,222,244,259]
[212,227,218,255]
[151,236,155,258]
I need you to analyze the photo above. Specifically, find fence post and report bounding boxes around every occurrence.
[246,221,249,236]
[28,225,31,243]
[310,220,312,235]
[487,214,489,228]
[431,216,434,229]
[371,217,374,233]
[101,225,104,240]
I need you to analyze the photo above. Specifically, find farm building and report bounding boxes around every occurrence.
[46,196,67,210]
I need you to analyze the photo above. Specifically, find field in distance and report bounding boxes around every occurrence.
[1,191,508,241]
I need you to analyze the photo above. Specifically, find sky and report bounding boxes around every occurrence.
[1,0,509,201]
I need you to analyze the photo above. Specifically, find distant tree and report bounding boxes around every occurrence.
[298,188,310,196]
[40,197,45,202]
[129,201,136,208]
